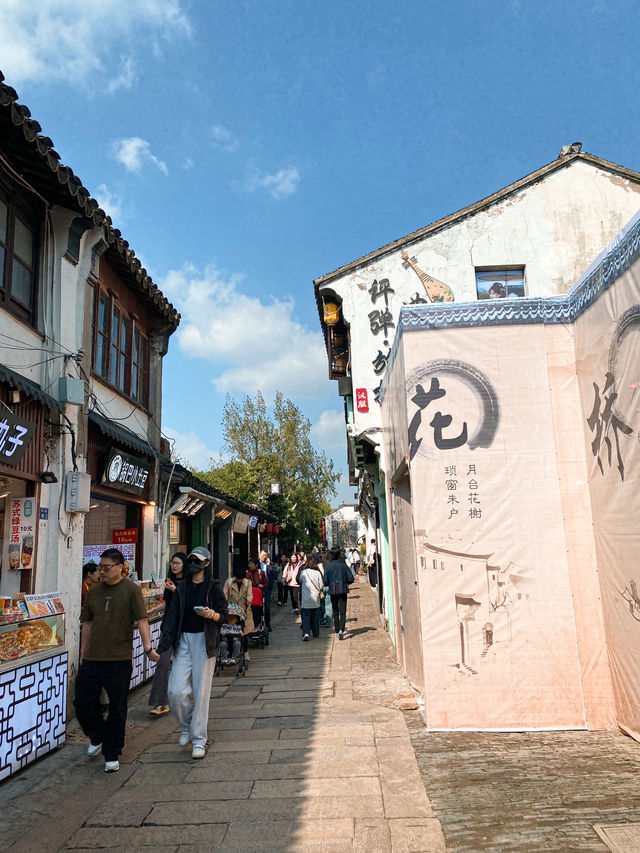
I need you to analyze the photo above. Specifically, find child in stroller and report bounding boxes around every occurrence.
[219,603,245,665]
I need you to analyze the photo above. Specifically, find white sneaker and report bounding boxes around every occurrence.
[191,745,205,759]
[302,634,310,641]
[338,630,344,640]
[178,732,190,746]
[104,760,119,773]
[86,742,102,758]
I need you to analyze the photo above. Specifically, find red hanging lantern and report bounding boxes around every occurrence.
[265,523,273,534]
[273,525,280,534]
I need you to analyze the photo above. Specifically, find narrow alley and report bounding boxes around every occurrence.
[3,584,640,852]
[0,585,443,853]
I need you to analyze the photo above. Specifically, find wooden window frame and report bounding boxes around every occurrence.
[91,286,150,409]
[0,180,40,326]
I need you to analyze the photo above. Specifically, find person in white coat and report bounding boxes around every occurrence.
[297,557,325,640]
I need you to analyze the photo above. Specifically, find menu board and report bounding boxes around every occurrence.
[82,544,136,578]
[7,498,36,571]
[24,592,65,618]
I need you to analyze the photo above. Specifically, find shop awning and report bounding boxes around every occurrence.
[170,486,222,517]
[0,363,64,413]
[88,411,160,458]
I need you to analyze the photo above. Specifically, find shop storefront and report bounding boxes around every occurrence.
[84,413,163,691]
[0,370,67,780]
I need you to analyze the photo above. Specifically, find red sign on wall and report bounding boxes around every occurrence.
[113,528,138,544]
[355,388,369,412]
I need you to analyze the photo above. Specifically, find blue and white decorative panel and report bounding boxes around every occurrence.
[0,652,67,781]
[129,628,145,689]
[145,619,163,680]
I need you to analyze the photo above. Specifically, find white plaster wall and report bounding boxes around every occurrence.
[322,160,640,452]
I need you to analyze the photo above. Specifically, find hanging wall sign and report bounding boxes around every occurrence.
[101,448,151,495]
[355,389,369,412]
[8,498,36,571]
[0,411,36,467]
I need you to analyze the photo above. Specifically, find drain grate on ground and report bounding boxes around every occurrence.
[594,823,640,852]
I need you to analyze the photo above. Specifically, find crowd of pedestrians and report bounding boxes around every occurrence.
[75,541,366,772]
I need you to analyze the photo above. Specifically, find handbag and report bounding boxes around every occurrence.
[328,580,348,596]
[304,569,325,600]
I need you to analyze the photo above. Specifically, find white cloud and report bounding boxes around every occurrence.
[182,156,194,170]
[163,425,217,471]
[0,1,191,87]
[160,263,328,400]
[211,124,238,152]
[112,137,168,176]
[94,183,124,224]
[107,56,136,93]
[310,410,347,459]
[243,165,300,200]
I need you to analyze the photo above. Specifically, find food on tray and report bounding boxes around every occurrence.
[0,619,61,661]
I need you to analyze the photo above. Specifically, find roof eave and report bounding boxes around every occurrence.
[313,151,640,287]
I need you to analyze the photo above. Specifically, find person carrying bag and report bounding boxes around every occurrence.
[322,548,354,640]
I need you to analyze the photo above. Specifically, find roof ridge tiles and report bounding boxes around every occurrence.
[0,70,180,330]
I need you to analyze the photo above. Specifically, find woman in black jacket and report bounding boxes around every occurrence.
[322,548,355,640]
[148,552,187,715]
[154,547,227,759]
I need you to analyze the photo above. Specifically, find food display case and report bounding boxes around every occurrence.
[0,609,67,780]
[130,582,164,690]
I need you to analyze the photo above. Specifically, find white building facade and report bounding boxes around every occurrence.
[314,145,640,642]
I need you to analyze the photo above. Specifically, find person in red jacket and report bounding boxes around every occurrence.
[247,557,268,629]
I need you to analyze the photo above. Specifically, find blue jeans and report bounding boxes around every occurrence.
[301,607,320,638]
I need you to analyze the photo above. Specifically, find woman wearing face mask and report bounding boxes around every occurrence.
[155,547,227,759]
[148,552,187,715]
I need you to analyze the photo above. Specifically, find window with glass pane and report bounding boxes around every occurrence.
[119,316,131,392]
[0,198,7,291]
[93,290,110,378]
[110,307,120,386]
[0,187,38,323]
[475,268,526,300]
[131,328,140,399]
[139,334,150,407]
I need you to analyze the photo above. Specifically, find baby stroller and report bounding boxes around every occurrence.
[215,603,248,677]
[246,603,269,648]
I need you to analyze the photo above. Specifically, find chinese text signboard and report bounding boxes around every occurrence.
[0,412,36,467]
[113,528,138,544]
[101,449,151,495]
[355,388,369,412]
[8,498,36,571]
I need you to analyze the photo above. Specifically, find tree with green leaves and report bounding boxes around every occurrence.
[197,391,338,550]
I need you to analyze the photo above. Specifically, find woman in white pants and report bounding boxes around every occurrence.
[154,547,227,759]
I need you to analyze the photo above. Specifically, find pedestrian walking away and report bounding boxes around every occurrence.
[147,552,187,716]
[297,557,324,640]
[75,548,159,773]
[323,547,355,639]
[155,547,227,759]
[275,553,288,606]
[284,552,301,613]
[247,557,268,630]
[259,549,275,631]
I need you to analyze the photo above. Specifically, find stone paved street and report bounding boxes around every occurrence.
[0,583,444,853]
[4,582,640,852]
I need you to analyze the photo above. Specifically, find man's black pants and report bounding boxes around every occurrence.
[330,593,348,633]
[74,659,132,761]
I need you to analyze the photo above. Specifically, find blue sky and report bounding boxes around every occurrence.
[2,0,639,504]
